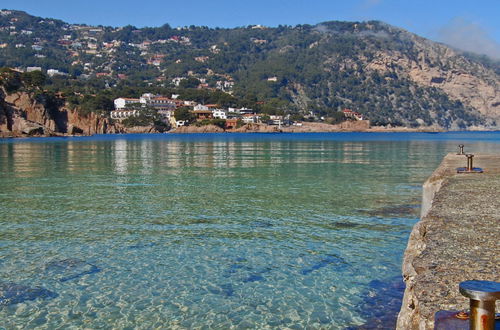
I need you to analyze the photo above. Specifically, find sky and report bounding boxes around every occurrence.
[2,0,500,59]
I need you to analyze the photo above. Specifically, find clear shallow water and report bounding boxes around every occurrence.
[0,132,499,329]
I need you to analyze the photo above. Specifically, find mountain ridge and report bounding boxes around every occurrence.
[0,9,499,129]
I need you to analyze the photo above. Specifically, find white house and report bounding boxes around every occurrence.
[213,109,228,119]
[26,67,42,72]
[47,69,67,77]
[238,107,255,115]
[241,114,259,124]
[194,104,210,111]
[114,98,140,110]
[171,77,185,86]
[140,93,176,110]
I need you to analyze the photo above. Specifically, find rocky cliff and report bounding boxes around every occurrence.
[366,32,500,124]
[0,88,162,137]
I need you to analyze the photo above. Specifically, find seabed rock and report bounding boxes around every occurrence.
[0,282,58,306]
[44,258,101,282]
[301,254,348,275]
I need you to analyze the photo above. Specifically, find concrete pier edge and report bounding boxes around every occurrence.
[397,153,500,329]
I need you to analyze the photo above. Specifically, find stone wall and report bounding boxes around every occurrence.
[397,153,500,329]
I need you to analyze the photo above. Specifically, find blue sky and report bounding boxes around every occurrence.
[3,0,500,58]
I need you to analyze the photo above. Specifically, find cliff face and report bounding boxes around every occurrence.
[366,34,500,123]
[0,89,162,137]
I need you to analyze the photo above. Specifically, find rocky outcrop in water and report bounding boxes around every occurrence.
[174,124,225,133]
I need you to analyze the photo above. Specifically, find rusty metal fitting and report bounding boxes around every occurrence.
[455,311,470,320]
[459,280,500,330]
[457,144,465,155]
[457,154,484,173]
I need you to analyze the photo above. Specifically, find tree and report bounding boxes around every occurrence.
[93,95,114,111]
[174,106,194,123]
[22,71,46,88]
[179,77,200,89]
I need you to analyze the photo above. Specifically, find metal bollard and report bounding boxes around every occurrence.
[457,154,483,173]
[466,154,474,171]
[457,144,465,155]
[459,280,500,330]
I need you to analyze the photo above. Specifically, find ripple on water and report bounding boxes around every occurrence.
[3,133,498,327]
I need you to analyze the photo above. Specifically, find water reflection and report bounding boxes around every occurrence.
[113,139,128,175]
[0,133,499,328]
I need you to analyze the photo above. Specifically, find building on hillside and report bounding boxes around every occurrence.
[193,110,213,120]
[342,109,364,121]
[237,107,255,115]
[47,69,67,77]
[216,80,234,91]
[193,104,209,111]
[241,114,259,124]
[26,66,42,72]
[114,98,140,110]
[213,109,228,119]
[225,118,239,129]
[140,93,176,110]
[267,115,283,126]
[172,77,185,86]
[110,109,139,120]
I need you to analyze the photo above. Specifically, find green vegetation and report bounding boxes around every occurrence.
[194,118,226,128]
[1,10,495,128]
[120,106,169,130]
[173,106,195,123]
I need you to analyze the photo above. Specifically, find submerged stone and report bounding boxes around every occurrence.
[361,204,419,218]
[128,243,156,249]
[253,221,274,228]
[0,282,58,306]
[224,259,272,284]
[301,254,347,275]
[348,276,405,329]
[242,274,265,283]
[44,258,101,282]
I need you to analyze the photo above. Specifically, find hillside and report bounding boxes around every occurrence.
[0,9,499,129]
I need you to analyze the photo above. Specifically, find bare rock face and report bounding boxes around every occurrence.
[366,36,500,123]
[174,124,225,133]
[65,109,119,135]
[119,125,162,134]
[232,123,281,133]
[0,89,128,136]
[3,92,58,133]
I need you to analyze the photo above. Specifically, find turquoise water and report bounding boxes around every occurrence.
[0,132,499,329]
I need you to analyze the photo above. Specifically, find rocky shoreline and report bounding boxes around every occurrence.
[0,122,448,139]
[2,89,491,139]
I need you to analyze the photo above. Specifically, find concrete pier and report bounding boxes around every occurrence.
[397,153,500,329]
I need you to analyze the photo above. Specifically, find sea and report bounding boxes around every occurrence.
[0,132,499,329]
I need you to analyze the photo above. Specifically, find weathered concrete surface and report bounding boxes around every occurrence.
[397,153,500,329]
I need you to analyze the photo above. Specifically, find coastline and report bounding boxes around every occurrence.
[0,122,453,139]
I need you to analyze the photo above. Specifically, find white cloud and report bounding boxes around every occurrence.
[437,17,500,59]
